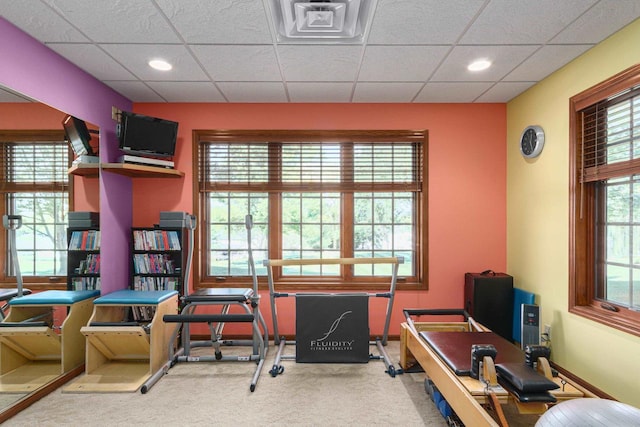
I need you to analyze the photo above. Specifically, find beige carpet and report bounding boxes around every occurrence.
[3,341,450,426]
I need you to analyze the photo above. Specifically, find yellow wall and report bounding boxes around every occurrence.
[507,18,640,406]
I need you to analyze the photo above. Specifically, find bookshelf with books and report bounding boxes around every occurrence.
[67,227,101,291]
[131,227,185,294]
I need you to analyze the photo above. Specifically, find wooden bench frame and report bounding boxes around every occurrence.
[0,294,96,393]
[63,291,177,393]
[400,314,595,427]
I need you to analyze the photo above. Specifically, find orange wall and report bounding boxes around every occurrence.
[1,102,507,336]
[0,103,100,213]
[132,103,508,336]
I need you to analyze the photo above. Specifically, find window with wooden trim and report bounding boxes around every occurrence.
[194,130,427,290]
[0,131,71,288]
[570,64,640,337]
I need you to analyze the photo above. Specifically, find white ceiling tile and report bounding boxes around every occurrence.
[353,82,423,103]
[190,45,282,81]
[550,0,640,44]
[46,43,137,80]
[368,0,485,44]
[146,81,226,102]
[217,82,288,102]
[414,82,494,103]
[460,0,596,44]
[1,1,90,42]
[2,0,640,103]
[475,82,536,103]
[287,82,353,102]
[431,45,539,82]
[100,44,208,81]
[42,0,181,43]
[103,81,165,102]
[278,45,363,81]
[504,45,593,82]
[359,46,449,81]
[155,0,273,44]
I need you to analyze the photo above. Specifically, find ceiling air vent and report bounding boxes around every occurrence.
[270,0,375,43]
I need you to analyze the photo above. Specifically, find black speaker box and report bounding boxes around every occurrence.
[464,271,514,340]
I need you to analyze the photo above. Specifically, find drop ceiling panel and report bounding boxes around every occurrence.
[217,82,288,103]
[191,45,282,81]
[359,45,450,81]
[414,82,494,103]
[41,0,181,43]
[503,44,593,82]
[2,0,640,103]
[549,0,640,43]
[0,2,89,42]
[277,45,363,81]
[475,82,536,103]
[431,45,539,82]
[100,44,208,81]
[155,0,273,44]
[353,82,423,103]
[103,81,166,102]
[367,0,485,44]
[460,0,597,44]
[146,82,226,102]
[287,82,354,102]
[46,43,137,80]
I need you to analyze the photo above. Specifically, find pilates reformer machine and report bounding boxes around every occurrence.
[264,256,404,378]
[400,308,596,427]
[157,214,268,392]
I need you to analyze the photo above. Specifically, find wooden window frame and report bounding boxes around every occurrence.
[0,130,72,290]
[193,129,428,291]
[569,64,640,337]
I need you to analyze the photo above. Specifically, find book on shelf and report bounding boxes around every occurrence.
[69,229,100,250]
[71,276,100,291]
[133,254,175,274]
[132,276,179,292]
[133,229,181,251]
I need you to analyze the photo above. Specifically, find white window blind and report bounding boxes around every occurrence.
[1,142,69,192]
[199,141,423,193]
[580,85,640,183]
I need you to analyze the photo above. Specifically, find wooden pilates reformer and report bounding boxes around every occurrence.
[400,309,596,427]
[264,256,403,377]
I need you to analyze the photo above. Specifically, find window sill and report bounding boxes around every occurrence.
[569,304,640,338]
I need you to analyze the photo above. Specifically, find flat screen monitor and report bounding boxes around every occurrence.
[118,111,178,158]
[63,115,95,157]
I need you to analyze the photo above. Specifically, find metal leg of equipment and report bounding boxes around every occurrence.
[154,215,268,392]
[264,256,404,378]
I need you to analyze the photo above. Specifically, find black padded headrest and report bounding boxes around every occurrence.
[496,362,559,394]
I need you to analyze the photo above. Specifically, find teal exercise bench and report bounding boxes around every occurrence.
[64,289,178,393]
[0,290,99,393]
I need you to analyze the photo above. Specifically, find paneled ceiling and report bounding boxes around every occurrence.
[2,0,640,103]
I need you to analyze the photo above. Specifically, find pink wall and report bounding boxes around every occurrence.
[132,103,508,336]
[1,17,133,294]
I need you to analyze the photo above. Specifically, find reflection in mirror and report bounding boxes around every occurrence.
[0,85,34,103]
[0,83,97,421]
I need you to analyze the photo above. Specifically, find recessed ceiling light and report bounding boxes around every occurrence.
[468,59,491,72]
[148,59,172,71]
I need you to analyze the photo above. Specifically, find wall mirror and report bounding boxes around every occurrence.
[0,83,98,422]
